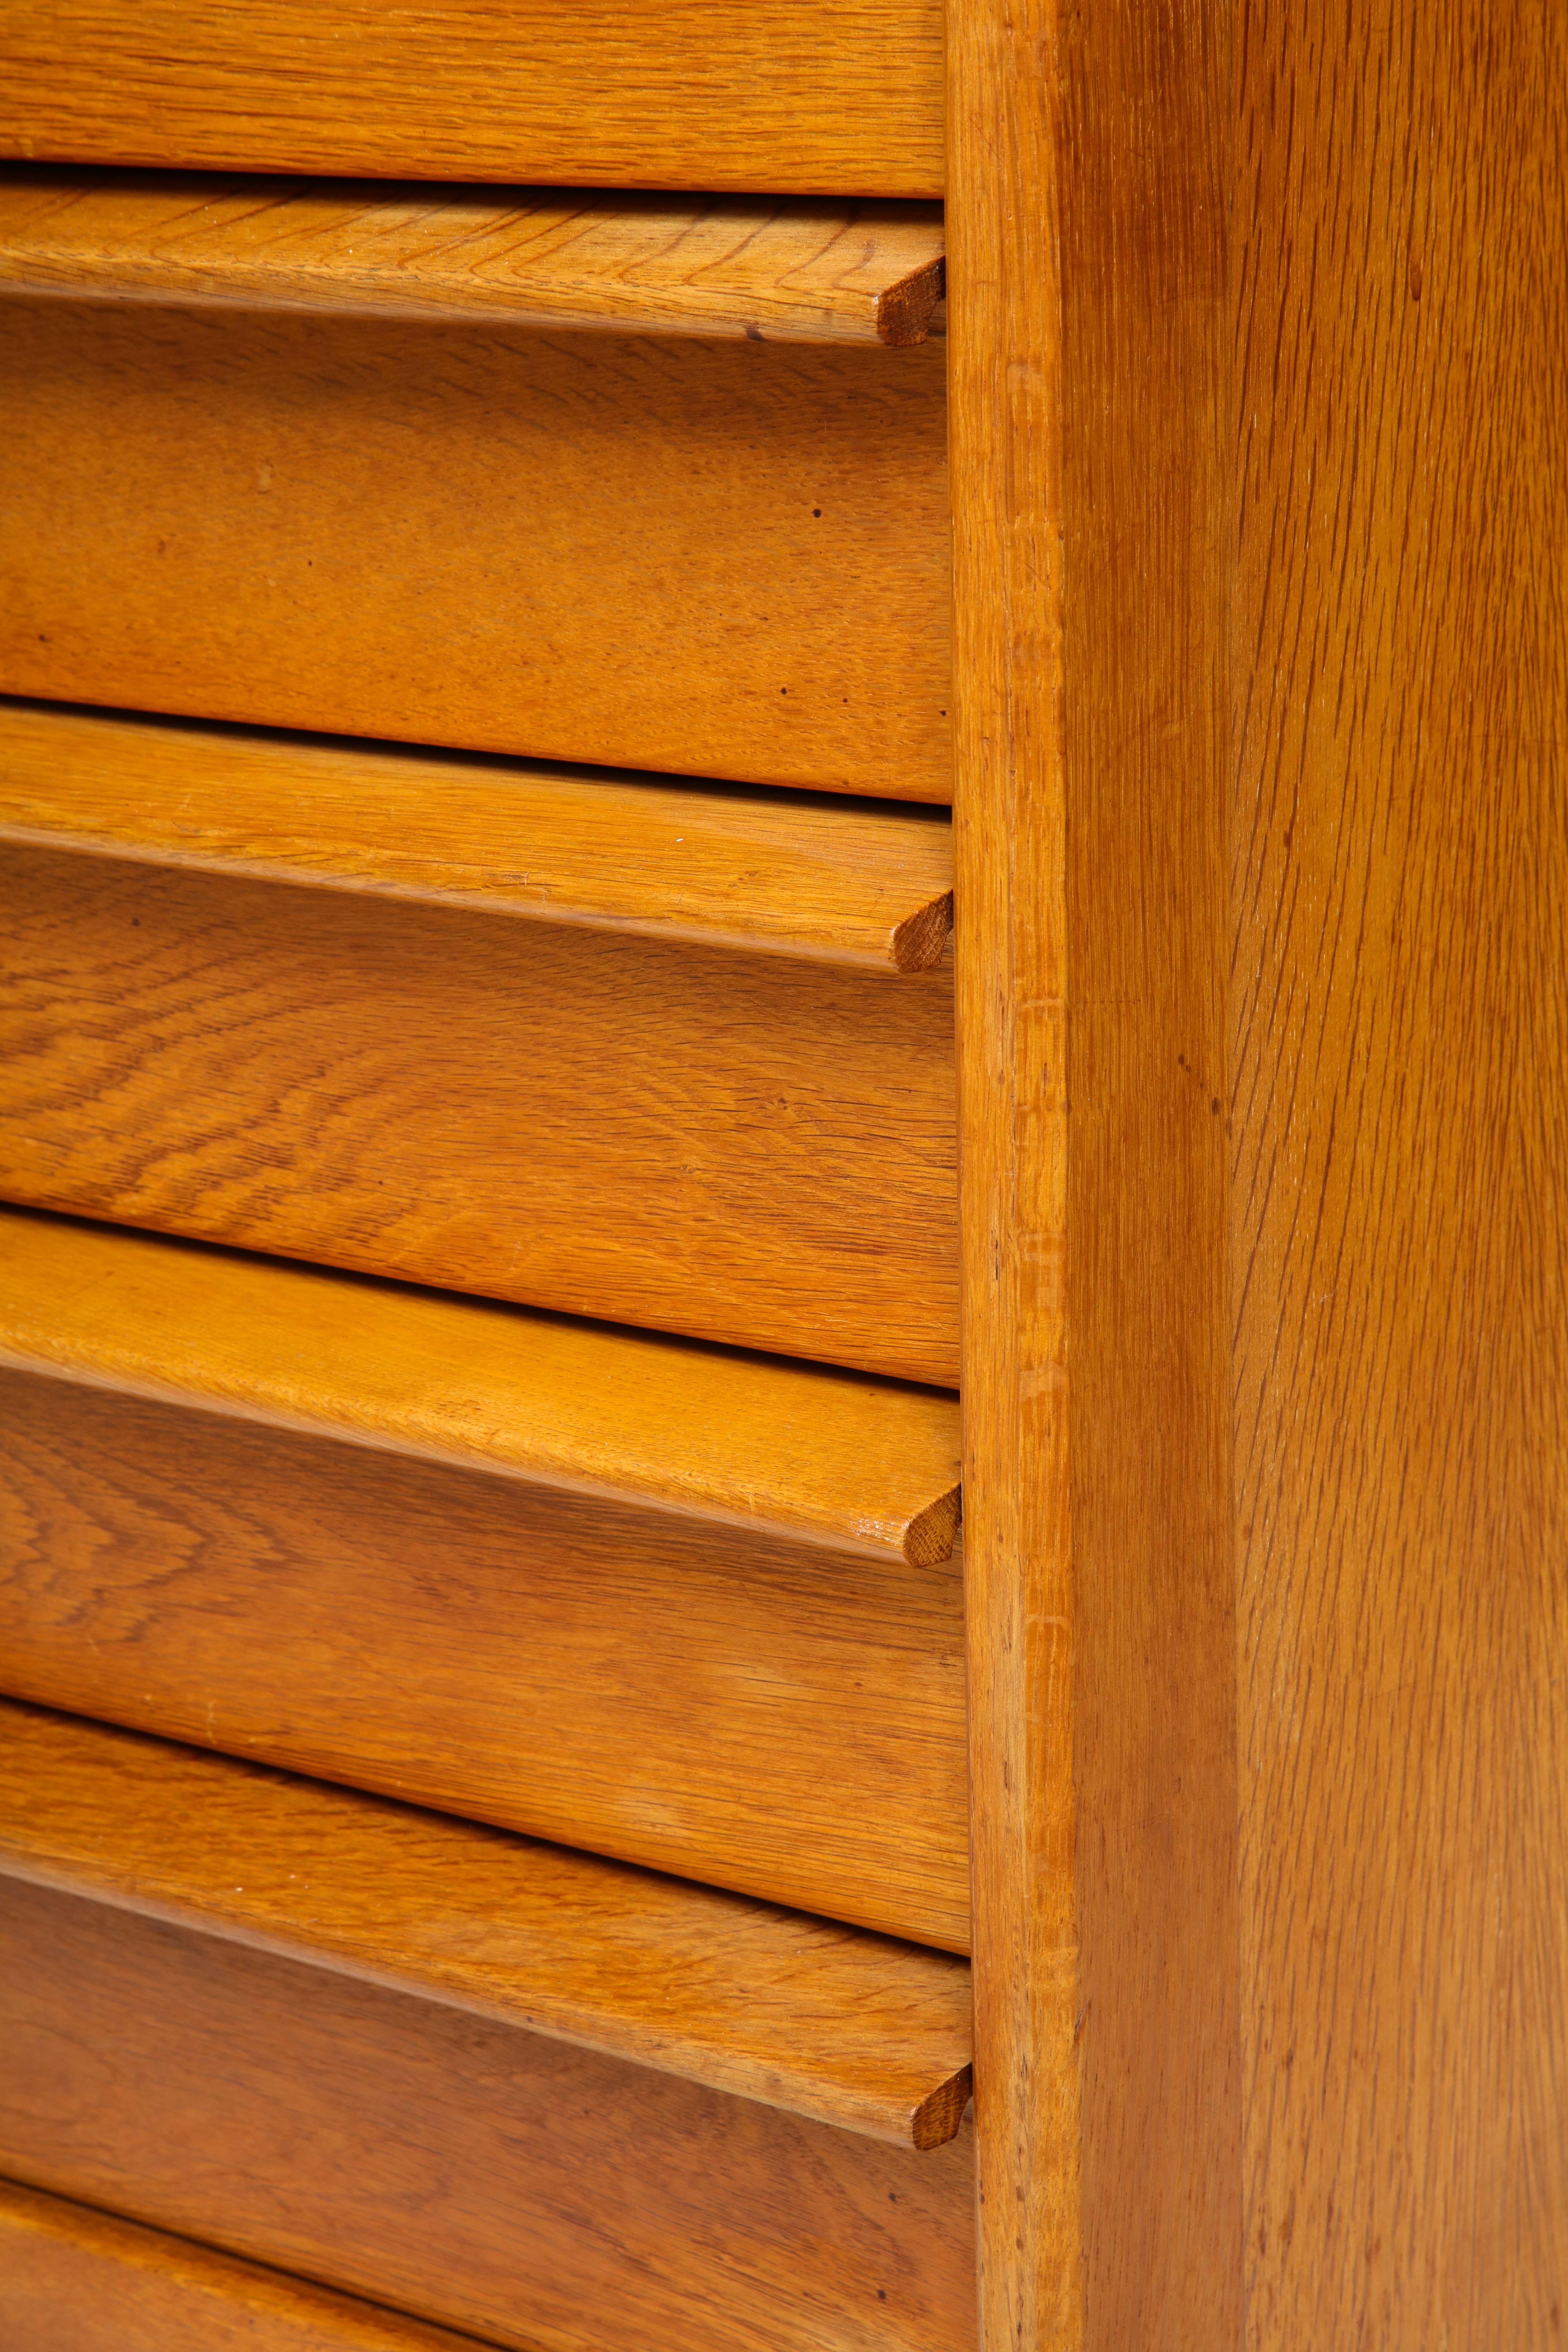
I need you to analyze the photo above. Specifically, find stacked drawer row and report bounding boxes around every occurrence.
[0,101,964,2352]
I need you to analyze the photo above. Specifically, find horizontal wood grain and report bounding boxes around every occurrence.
[0,1701,972,2147]
[0,1206,960,1562]
[0,700,954,974]
[0,170,947,345]
[0,298,952,800]
[0,1879,976,2352]
[0,846,959,1382]
[0,1240,969,1948]
[0,2179,492,2352]
[0,3,945,198]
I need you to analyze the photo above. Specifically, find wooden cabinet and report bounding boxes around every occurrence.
[0,9,1562,2351]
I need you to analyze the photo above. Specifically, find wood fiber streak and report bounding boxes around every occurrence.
[0,300,952,800]
[0,1881,978,2352]
[0,2,946,198]
[0,2179,492,2352]
[0,1373,971,1950]
[0,699,955,974]
[944,0,1080,2341]
[0,849,959,1382]
[0,1700,974,2147]
[1231,4,1568,2342]
[1056,1,1245,2346]
[0,171,948,346]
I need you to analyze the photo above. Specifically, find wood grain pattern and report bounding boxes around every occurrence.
[0,2179,491,2352]
[948,0,1243,2341]
[0,1701,972,2147]
[0,1370,969,1951]
[1230,3,1568,2342]
[0,2,945,198]
[0,699,954,975]
[0,1206,959,1563]
[0,847,959,1382]
[0,169,947,346]
[0,298,952,800]
[1052,3,1245,2347]
[945,8,1081,2339]
[0,1878,977,2352]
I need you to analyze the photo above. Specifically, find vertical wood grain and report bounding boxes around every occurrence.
[958,0,1562,2338]
[1231,2,1568,2342]
[1056,3,1245,2343]
[950,0,1245,2343]
[947,0,1080,2339]
[1053,5,1250,2352]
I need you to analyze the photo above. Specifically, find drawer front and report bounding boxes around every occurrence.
[0,1368,971,1950]
[0,299,952,800]
[0,844,959,1381]
[0,1878,977,2352]
[0,5,945,196]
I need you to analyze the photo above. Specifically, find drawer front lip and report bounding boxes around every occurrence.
[0,1204,963,1568]
[0,172,948,349]
[0,1878,977,2352]
[0,296,953,802]
[0,699,956,975]
[0,1700,973,2145]
[0,843,960,1385]
[0,1366,971,1952]
[0,2178,485,2352]
[0,5,945,198]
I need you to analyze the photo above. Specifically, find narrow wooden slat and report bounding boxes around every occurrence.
[0,845,959,1381]
[0,296,952,801]
[0,1702,971,2149]
[0,2179,491,2352]
[0,171,947,347]
[0,2,945,199]
[0,701,954,974]
[0,1216,969,1950]
[0,1880,977,2352]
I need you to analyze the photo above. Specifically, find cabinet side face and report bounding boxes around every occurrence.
[1231,5,1568,2344]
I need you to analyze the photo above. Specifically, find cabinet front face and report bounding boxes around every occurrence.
[0,13,974,2352]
